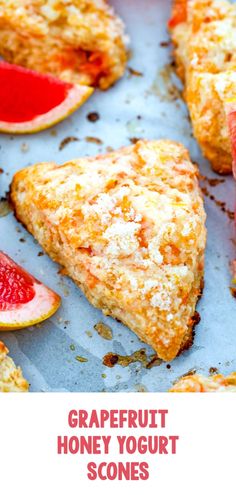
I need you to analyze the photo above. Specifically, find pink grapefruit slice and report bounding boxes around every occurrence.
[225,98,236,179]
[225,98,236,253]
[0,61,93,134]
[0,251,61,330]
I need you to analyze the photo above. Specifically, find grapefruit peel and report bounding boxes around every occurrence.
[0,251,61,330]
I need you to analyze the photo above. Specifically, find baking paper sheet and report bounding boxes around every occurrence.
[0,0,235,392]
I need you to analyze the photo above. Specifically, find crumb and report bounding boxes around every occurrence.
[146,355,162,369]
[201,186,234,219]
[200,176,225,187]
[85,136,103,145]
[103,349,162,369]
[103,353,118,367]
[75,355,88,363]
[160,40,170,47]
[94,322,113,340]
[59,136,79,151]
[180,368,197,378]
[87,112,100,123]
[37,251,44,257]
[209,367,218,375]
[128,67,143,77]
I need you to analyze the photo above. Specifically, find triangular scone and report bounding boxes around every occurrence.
[11,140,206,361]
[0,0,127,89]
[169,0,236,174]
[170,372,236,392]
[0,341,29,392]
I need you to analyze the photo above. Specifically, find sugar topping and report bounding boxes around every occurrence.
[103,220,141,256]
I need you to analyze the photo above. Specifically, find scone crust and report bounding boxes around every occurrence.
[170,0,236,174]
[11,140,206,361]
[170,372,236,392]
[0,0,127,89]
[0,341,29,392]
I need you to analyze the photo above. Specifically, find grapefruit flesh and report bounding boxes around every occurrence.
[0,251,61,330]
[225,99,236,178]
[0,61,93,133]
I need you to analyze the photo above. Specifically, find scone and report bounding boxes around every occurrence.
[10,140,206,361]
[169,0,236,174]
[0,0,127,90]
[170,372,236,392]
[0,341,29,392]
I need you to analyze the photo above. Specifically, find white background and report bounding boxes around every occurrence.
[0,393,236,494]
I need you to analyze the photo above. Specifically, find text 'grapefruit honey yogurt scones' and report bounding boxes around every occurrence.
[0,341,29,392]
[169,0,236,174]
[0,0,127,89]
[11,140,206,362]
[170,372,236,392]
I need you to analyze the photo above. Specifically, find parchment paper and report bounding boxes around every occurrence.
[0,0,235,392]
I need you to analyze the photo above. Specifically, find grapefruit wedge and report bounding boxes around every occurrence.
[0,61,93,134]
[0,251,61,330]
[225,98,236,179]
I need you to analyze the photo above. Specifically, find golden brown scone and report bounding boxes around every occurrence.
[170,372,236,392]
[169,0,236,174]
[10,140,206,361]
[0,341,29,392]
[0,0,127,89]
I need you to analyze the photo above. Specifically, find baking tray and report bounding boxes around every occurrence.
[0,0,235,392]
